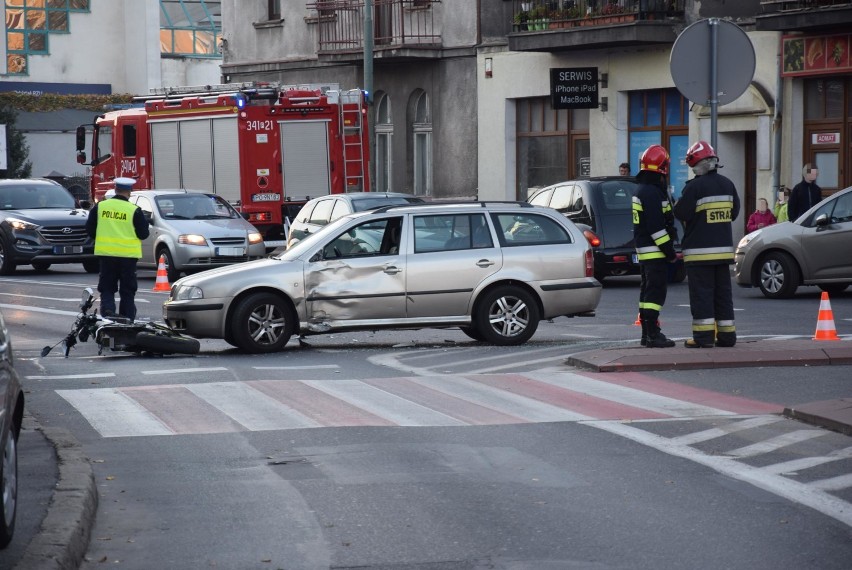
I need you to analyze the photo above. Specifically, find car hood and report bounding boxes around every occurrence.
[173,257,301,294]
[742,220,805,248]
[4,208,90,225]
[159,217,255,237]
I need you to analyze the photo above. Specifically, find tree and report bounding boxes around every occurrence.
[0,105,32,179]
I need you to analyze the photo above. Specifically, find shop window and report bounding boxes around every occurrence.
[375,92,393,193]
[804,77,852,191]
[515,97,589,200]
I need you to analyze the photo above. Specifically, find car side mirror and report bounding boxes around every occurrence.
[309,251,323,263]
[815,213,830,227]
[143,211,153,225]
[79,200,92,210]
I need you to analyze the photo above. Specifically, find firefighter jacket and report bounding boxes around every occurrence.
[632,182,677,263]
[673,169,740,265]
[86,196,148,258]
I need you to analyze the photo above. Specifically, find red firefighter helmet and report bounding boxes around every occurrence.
[685,140,717,167]
[639,145,670,175]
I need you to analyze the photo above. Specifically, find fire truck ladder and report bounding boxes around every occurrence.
[339,89,366,192]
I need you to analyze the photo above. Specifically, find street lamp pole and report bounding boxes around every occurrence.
[363,0,375,192]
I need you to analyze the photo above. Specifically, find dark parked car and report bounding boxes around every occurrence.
[527,177,685,282]
[0,179,98,275]
[286,192,424,249]
[0,308,24,549]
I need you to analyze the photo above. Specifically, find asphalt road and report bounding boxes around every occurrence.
[2,266,851,569]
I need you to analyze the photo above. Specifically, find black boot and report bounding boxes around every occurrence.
[646,321,675,348]
[640,319,648,346]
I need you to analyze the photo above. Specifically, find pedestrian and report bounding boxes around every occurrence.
[674,141,740,348]
[746,197,777,233]
[619,162,630,176]
[774,187,790,223]
[632,144,677,348]
[85,177,150,321]
[787,164,822,221]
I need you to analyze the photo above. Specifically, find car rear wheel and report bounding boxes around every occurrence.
[818,284,849,296]
[758,251,800,299]
[0,425,18,549]
[474,286,540,346]
[0,237,16,276]
[229,292,295,353]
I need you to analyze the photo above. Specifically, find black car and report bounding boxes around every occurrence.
[0,308,24,549]
[0,179,98,275]
[528,177,685,282]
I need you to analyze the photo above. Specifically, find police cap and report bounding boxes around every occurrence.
[114,177,137,191]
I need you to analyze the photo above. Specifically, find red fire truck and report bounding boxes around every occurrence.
[75,82,370,248]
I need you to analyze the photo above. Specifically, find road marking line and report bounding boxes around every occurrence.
[725,430,827,458]
[252,365,340,370]
[809,473,852,492]
[0,303,80,317]
[184,382,318,430]
[670,416,784,445]
[140,367,228,375]
[465,354,573,374]
[761,446,852,475]
[27,373,116,380]
[56,388,173,437]
[588,419,852,528]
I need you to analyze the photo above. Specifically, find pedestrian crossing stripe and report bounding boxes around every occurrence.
[55,371,781,439]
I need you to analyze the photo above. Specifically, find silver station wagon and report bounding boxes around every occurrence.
[163,202,602,352]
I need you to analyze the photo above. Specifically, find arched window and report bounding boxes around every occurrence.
[375,92,393,193]
[411,90,432,197]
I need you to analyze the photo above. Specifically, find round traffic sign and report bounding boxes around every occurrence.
[670,19,755,106]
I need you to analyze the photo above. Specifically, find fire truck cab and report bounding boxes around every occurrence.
[76,82,369,248]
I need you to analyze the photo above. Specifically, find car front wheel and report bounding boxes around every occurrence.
[474,286,540,346]
[0,425,18,549]
[229,292,295,353]
[758,251,801,299]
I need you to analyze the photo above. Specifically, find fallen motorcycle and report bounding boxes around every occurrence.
[42,287,200,357]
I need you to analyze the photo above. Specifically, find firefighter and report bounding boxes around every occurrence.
[633,144,677,348]
[674,141,741,348]
[85,177,150,321]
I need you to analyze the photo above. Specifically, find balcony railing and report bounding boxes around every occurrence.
[307,0,441,54]
[760,0,851,12]
[512,1,684,32]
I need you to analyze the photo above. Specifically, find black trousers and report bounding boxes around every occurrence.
[639,260,668,327]
[686,264,736,346]
[97,256,139,321]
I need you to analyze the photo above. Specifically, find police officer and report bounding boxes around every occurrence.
[633,144,677,348]
[85,177,150,321]
[674,141,740,348]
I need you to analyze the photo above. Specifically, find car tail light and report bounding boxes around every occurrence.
[582,229,601,247]
[585,248,594,277]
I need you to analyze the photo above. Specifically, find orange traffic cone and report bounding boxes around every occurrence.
[813,291,840,341]
[634,313,641,326]
[152,254,171,292]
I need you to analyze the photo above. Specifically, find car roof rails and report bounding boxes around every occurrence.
[369,200,530,214]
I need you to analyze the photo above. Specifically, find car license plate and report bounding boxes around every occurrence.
[252,193,281,202]
[631,253,638,264]
[216,246,245,256]
[53,245,83,254]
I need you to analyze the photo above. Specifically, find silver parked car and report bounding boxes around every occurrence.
[164,201,602,352]
[735,185,852,298]
[0,309,24,549]
[130,190,266,282]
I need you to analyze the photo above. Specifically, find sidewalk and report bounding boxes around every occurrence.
[567,338,852,436]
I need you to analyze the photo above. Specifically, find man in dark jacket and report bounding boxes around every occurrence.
[85,177,150,321]
[787,164,822,221]
[674,141,740,348]
[632,144,677,348]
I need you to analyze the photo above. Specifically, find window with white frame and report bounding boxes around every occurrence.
[412,90,432,197]
[375,92,393,193]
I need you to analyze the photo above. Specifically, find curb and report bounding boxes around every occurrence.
[14,420,97,570]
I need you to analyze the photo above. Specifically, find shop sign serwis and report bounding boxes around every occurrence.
[550,68,598,109]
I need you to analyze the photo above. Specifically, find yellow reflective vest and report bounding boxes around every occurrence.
[94,199,143,258]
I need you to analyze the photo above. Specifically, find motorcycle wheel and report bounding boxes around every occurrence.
[134,332,200,355]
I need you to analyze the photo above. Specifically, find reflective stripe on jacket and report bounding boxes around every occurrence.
[94,198,143,258]
[633,184,675,262]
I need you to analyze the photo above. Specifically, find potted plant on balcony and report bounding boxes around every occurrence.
[513,9,530,32]
[530,6,550,30]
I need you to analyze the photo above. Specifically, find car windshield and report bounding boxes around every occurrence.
[0,183,76,210]
[272,211,372,260]
[155,194,238,220]
[351,196,423,212]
